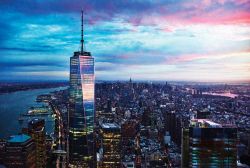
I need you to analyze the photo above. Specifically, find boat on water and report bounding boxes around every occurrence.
[36,94,51,102]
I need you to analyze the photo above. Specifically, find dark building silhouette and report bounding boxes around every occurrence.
[4,134,36,168]
[197,110,211,119]
[165,112,182,146]
[0,140,6,165]
[181,128,189,168]
[183,119,237,167]
[121,120,139,140]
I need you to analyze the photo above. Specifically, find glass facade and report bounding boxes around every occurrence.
[69,51,95,167]
[189,127,237,168]
[99,123,121,168]
[28,119,46,168]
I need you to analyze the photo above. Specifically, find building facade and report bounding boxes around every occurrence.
[98,123,121,168]
[68,11,95,167]
[4,134,36,168]
[0,140,6,165]
[186,119,237,167]
[28,119,46,168]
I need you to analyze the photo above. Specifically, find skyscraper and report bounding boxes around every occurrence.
[68,11,95,167]
[98,123,121,168]
[182,119,237,167]
[28,119,46,168]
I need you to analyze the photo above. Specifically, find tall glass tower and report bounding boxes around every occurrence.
[68,11,95,167]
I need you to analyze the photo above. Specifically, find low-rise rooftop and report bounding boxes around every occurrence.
[8,134,31,143]
[101,123,120,129]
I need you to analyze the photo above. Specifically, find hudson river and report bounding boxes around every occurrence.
[0,87,67,139]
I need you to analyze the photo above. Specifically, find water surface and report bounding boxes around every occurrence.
[0,87,67,139]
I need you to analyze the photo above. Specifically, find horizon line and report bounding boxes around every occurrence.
[0,79,249,85]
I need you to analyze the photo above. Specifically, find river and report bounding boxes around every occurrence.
[0,87,67,139]
[202,92,238,98]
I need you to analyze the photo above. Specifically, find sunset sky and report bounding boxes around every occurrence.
[0,0,249,82]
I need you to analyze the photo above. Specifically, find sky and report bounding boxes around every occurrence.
[0,0,250,82]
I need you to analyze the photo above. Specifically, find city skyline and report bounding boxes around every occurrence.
[0,0,250,82]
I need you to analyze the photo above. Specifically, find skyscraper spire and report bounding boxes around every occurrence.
[81,10,84,54]
[69,10,95,166]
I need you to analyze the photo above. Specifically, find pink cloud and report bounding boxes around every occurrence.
[165,50,250,64]
[127,1,250,27]
[160,27,173,32]
[183,0,250,10]
[230,0,250,5]
[172,9,250,26]
[187,10,250,25]
[165,54,205,64]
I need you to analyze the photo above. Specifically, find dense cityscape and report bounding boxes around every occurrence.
[0,80,250,167]
[1,1,250,168]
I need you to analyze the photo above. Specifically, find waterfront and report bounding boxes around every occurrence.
[202,92,239,98]
[0,87,67,139]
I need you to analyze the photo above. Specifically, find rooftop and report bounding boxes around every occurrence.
[8,134,31,143]
[190,119,222,128]
[29,118,45,125]
[101,123,120,129]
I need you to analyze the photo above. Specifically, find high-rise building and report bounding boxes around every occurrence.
[4,134,36,168]
[0,140,6,165]
[28,119,46,168]
[165,112,182,146]
[99,123,121,168]
[121,120,139,141]
[183,119,237,167]
[68,11,95,167]
[181,128,189,168]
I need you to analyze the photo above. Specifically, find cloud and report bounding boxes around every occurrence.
[0,46,55,52]
[0,60,65,68]
[0,0,250,82]
[165,50,250,64]
[0,19,13,46]
[1,0,249,26]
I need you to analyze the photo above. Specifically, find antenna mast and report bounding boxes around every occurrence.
[81,10,84,54]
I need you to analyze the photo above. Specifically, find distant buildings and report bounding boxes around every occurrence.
[68,11,95,167]
[4,134,36,168]
[182,119,237,167]
[98,123,121,168]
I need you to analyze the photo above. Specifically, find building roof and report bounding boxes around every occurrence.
[29,118,44,124]
[190,119,222,128]
[101,123,120,129]
[8,134,31,143]
[29,118,45,126]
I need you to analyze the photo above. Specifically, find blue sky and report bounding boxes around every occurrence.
[0,0,250,82]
